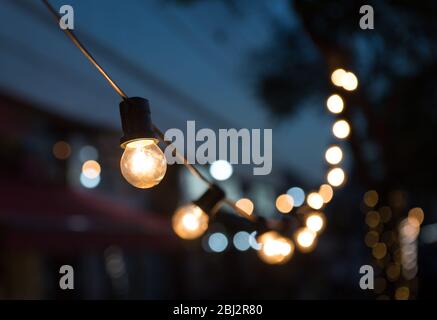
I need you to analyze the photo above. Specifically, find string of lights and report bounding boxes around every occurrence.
[41,0,357,265]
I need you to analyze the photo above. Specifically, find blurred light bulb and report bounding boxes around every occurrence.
[326,94,344,114]
[306,213,325,233]
[120,139,167,189]
[276,194,294,214]
[257,231,294,265]
[295,227,317,252]
[82,160,101,179]
[342,72,358,91]
[332,120,351,139]
[210,160,233,181]
[325,146,343,165]
[307,192,324,210]
[327,167,346,187]
[172,204,209,240]
[331,68,346,87]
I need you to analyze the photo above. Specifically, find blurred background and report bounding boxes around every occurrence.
[0,0,436,299]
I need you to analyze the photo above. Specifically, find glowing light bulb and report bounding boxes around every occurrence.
[307,192,324,210]
[120,139,167,189]
[257,231,294,265]
[327,167,345,187]
[306,213,325,233]
[82,160,101,179]
[326,94,344,114]
[325,146,343,165]
[172,204,209,240]
[276,194,294,214]
[332,120,351,139]
[318,184,333,203]
[295,227,317,252]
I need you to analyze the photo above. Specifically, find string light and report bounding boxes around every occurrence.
[332,120,351,139]
[318,184,333,203]
[306,192,324,210]
[82,160,101,179]
[342,72,358,91]
[257,231,294,265]
[325,146,343,165]
[275,194,294,214]
[327,167,346,187]
[295,228,317,252]
[305,212,326,233]
[326,94,344,114]
[331,69,347,87]
[235,198,254,216]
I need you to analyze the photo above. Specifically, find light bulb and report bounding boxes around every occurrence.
[306,213,325,233]
[120,139,167,189]
[172,204,209,240]
[257,231,294,265]
[295,227,317,252]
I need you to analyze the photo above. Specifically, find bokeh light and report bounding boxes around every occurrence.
[326,94,344,114]
[363,190,379,208]
[332,120,351,139]
[275,194,294,213]
[80,172,100,189]
[208,232,228,253]
[287,187,305,207]
[331,68,346,87]
[342,72,358,91]
[233,231,251,251]
[257,231,294,265]
[408,207,424,227]
[306,192,324,210]
[295,228,317,252]
[209,160,233,181]
[365,211,381,228]
[172,204,209,240]
[325,146,343,165]
[327,167,345,187]
[306,213,325,233]
[395,287,410,300]
[372,242,387,259]
[318,184,334,203]
[235,198,254,216]
[364,231,379,248]
[53,141,71,160]
[82,160,101,179]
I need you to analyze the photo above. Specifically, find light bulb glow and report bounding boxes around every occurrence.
[257,231,294,265]
[342,72,358,91]
[331,69,347,87]
[172,204,209,240]
[295,227,317,252]
[306,213,325,233]
[326,94,344,114]
[307,192,324,210]
[235,198,254,216]
[82,160,101,179]
[327,167,346,187]
[318,184,334,203]
[276,194,294,213]
[325,146,343,165]
[210,160,233,181]
[332,120,351,139]
[120,139,167,189]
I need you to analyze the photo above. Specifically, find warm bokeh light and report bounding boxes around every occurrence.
[82,160,101,179]
[332,120,351,139]
[326,94,344,114]
[318,184,334,203]
[386,263,401,281]
[295,227,317,252]
[380,206,392,223]
[276,194,294,213]
[257,231,294,265]
[363,190,379,208]
[235,198,254,216]
[408,207,424,227]
[52,141,71,160]
[172,204,209,240]
[306,192,324,210]
[364,231,379,248]
[372,242,387,259]
[120,139,167,189]
[325,146,343,165]
[327,167,345,187]
[209,160,233,181]
[365,211,381,228]
[331,68,347,87]
[395,287,410,300]
[342,72,358,91]
[305,213,325,233]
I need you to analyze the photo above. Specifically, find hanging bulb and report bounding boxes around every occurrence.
[257,231,294,265]
[172,204,209,240]
[172,185,225,240]
[120,139,167,189]
[118,97,167,188]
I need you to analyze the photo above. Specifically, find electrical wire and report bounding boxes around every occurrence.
[41,0,255,222]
